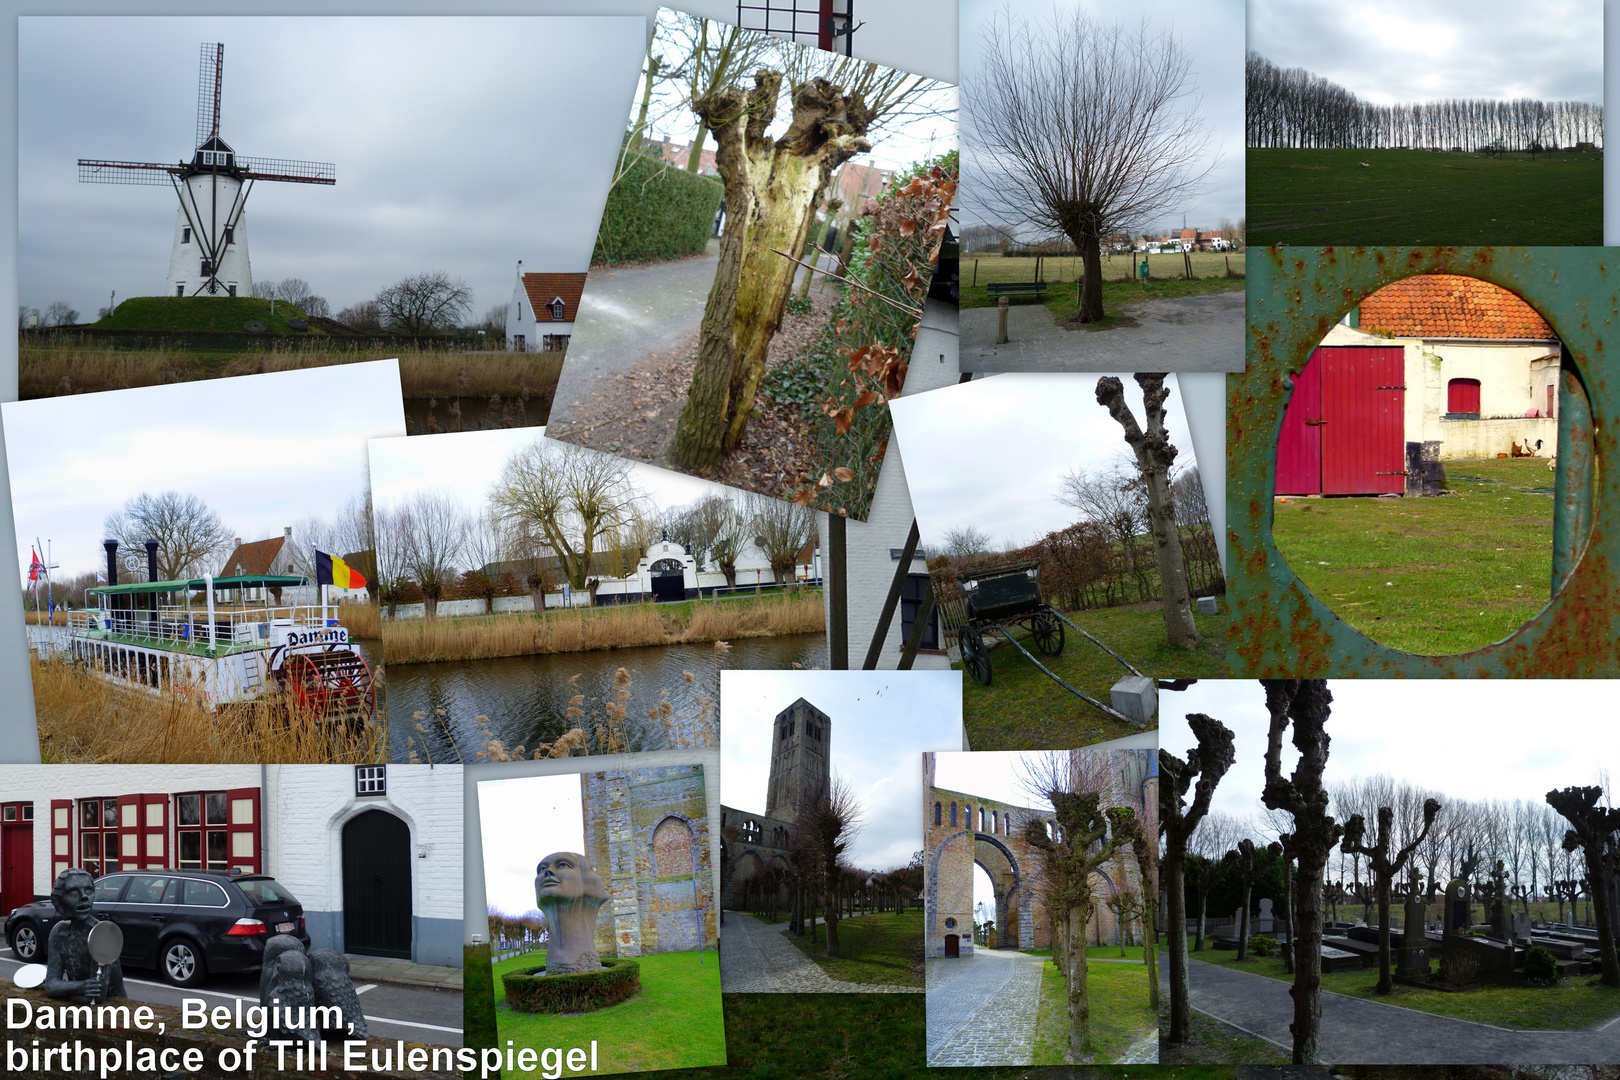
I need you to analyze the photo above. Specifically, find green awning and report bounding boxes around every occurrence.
[87,573,307,597]
[87,579,196,596]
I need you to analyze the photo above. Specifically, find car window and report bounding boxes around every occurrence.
[163,879,182,904]
[232,878,297,905]
[123,875,171,905]
[93,877,127,903]
[180,879,229,907]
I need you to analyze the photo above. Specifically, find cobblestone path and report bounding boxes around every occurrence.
[718,910,924,994]
[925,949,1044,1066]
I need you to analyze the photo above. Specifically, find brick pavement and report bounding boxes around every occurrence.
[718,910,923,994]
[925,949,1044,1066]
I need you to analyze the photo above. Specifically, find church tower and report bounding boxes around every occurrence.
[764,698,831,823]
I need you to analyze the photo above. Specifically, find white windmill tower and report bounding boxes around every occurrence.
[78,43,335,299]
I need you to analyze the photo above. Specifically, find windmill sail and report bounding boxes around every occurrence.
[195,42,223,150]
[78,160,184,186]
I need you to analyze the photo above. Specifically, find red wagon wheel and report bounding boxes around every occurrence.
[279,650,376,723]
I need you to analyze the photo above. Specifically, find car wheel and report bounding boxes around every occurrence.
[160,938,208,988]
[9,922,41,962]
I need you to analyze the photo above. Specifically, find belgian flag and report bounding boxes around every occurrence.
[315,549,367,590]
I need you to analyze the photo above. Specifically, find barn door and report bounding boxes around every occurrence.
[1321,347,1406,495]
[1276,351,1324,495]
[342,810,412,959]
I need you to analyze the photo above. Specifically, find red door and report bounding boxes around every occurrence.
[1,814,33,917]
[1322,347,1406,495]
[1277,353,1324,494]
[1279,347,1406,495]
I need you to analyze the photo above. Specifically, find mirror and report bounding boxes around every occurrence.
[87,920,124,967]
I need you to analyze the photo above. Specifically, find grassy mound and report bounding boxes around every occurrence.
[93,295,325,334]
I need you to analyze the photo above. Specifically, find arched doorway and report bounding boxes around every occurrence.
[342,809,412,959]
[649,558,686,602]
[944,933,960,958]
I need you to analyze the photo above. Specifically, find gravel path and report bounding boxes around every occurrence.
[926,949,1044,1066]
[719,910,924,994]
[961,290,1244,372]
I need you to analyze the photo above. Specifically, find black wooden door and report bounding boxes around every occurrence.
[650,574,685,602]
[342,810,412,959]
[900,575,939,650]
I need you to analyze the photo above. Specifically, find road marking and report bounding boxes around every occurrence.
[354,983,376,995]
[366,1016,463,1035]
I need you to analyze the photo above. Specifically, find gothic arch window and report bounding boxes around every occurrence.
[991,810,999,834]
[965,805,972,831]
[741,819,761,843]
[951,802,957,827]
[933,802,941,827]
[978,808,986,831]
[652,816,694,876]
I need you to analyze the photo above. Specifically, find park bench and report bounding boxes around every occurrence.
[985,281,1048,300]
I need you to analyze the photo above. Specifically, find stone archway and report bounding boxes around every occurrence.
[649,558,686,602]
[927,829,1034,957]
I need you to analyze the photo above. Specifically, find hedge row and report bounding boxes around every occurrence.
[502,958,641,1013]
[592,148,723,267]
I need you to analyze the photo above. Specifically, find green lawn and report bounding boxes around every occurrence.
[958,598,1227,750]
[1156,993,1290,1066]
[961,251,1246,310]
[1248,148,1602,246]
[489,948,727,1074]
[1192,941,1620,1030]
[90,294,326,333]
[1030,957,1157,1064]
[1272,458,1555,655]
[780,910,924,987]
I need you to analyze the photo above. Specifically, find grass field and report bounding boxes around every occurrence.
[961,251,1245,308]
[490,948,727,1073]
[1271,457,1555,655]
[957,598,1227,750]
[93,294,328,333]
[1156,995,1290,1066]
[1030,957,1157,1064]
[1190,940,1620,1030]
[780,910,924,987]
[1248,148,1602,246]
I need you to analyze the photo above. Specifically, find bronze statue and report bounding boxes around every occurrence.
[534,852,609,975]
[43,868,125,1003]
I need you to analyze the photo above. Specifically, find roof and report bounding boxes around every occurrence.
[221,535,286,577]
[1358,274,1557,340]
[521,273,588,324]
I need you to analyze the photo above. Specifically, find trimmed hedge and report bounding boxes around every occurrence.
[1523,944,1560,986]
[592,148,723,266]
[502,958,641,1013]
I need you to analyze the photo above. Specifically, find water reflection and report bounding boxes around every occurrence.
[382,633,827,763]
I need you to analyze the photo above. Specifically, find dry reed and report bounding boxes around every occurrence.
[31,654,387,764]
[382,592,824,666]
[23,610,70,626]
[335,602,381,640]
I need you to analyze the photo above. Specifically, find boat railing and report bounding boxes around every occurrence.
[70,604,337,649]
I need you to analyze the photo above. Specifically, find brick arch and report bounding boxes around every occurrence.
[927,829,1036,953]
[649,812,698,877]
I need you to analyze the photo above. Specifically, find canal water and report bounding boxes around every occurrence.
[381,632,828,763]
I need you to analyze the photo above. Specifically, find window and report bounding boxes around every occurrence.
[123,875,172,905]
[93,877,127,903]
[542,333,570,352]
[177,791,230,872]
[549,297,565,321]
[200,259,212,276]
[512,334,526,353]
[78,797,120,877]
[950,801,957,827]
[740,819,761,842]
[224,226,234,244]
[227,285,236,297]
[1446,378,1482,418]
[177,285,185,297]
[933,802,941,827]
[182,227,191,244]
[180,879,229,907]
[356,765,387,796]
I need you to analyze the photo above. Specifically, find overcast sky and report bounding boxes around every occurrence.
[368,427,757,520]
[478,771,589,919]
[888,373,1197,552]
[1248,0,1602,105]
[1159,680,1619,836]
[4,361,403,579]
[720,669,962,872]
[19,16,644,323]
[959,0,1243,237]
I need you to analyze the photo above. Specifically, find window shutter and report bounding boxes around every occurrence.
[225,787,261,874]
[50,799,72,879]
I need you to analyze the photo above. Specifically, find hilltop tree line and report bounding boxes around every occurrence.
[1247,52,1604,152]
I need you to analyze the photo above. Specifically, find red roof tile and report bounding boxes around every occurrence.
[1359,274,1556,340]
[221,535,285,577]
[521,273,588,324]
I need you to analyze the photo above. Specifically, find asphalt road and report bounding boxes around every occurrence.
[1,948,462,1046]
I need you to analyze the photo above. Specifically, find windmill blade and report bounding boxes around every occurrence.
[78,159,185,186]
[195,43,224,150]
[237,156,336,185]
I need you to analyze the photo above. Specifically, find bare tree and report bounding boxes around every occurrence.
[968,7,1214,321]
[374,272,474,335]
[669,36,949,468]
[749,493,816,584]
[373,504,411,618]
[1545,786,1620,986]
[940,524,994,563]
[1161,713,1236,1043]
[1340,797,1442,993]
[500,515,557,613]
[461,510,505,614]
[44,301,80,327]
[103,492,234,582]
[480,303,509,337]
[488,439,645,591]
[705,497,749,589]
[799,775,864,958]
[336,300,383,331]
[382,490,468,619]
[1097,375,1199,649]
[1259,680,1344,1066]
[663,493,734,569]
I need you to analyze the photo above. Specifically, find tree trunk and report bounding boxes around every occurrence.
[1077,225,1104,322]
[423,588,439,620]
[1195,887,1208,951]
[1282,863,1296,975]
[671,74,873,470]
[1065,909,1090,1062]
[529,583,547,613]
[1291,848,1329,1065]
[1376,875,1393,994]
[825,879,841,957]
[1237,886,1251,961]
[1588,856,1620,986]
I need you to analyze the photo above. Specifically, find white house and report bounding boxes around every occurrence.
[0,764,462,969]
[505,262,587,353]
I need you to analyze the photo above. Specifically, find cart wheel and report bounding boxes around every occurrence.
[1033,609,1065,656]
[960,625,992,685]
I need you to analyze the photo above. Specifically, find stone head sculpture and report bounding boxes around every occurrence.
[44,868,124,1003]
[534,852,609,975]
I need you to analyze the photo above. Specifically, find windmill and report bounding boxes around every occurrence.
[78,43,335,299]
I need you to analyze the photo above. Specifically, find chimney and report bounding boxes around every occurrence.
[104,539,118,590]
[144,539,159,617]
[234,537,242,549]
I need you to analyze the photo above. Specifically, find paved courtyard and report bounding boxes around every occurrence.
[718,910,923,994]
[926,949,1045,1066]
[961,291,1244,372]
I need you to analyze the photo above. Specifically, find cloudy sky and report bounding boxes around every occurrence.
[1159,680,1619,835]
[720,669,963,872]
[368,427,755,520]
[18,16,645,323]
[888,373,1197,552]
[478,771,588,919]
[1248,0,1602,105]
[4,361,403,579]
[959,0,1244,237]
